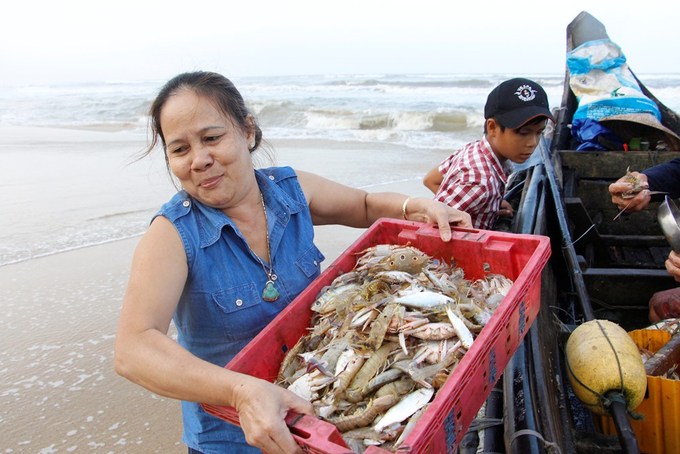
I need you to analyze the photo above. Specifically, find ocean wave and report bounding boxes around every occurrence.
[324,77,495,89]
[0,233,143,268]
[253,99,478,134]
[3,73,678,147]
[0,208,154,268]
[0,81,155,131]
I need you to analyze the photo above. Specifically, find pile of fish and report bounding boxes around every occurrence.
[276,244,513,452]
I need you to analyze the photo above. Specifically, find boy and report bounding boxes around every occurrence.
[423,78,553,229]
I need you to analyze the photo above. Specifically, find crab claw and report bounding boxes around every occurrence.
[306,358,335,377]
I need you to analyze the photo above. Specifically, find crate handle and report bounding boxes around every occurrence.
[285,412,354,453]
[414,222,478,236]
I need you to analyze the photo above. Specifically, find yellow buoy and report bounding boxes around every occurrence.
[565,319,647,415]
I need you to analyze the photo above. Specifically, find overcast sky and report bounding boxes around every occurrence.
[1,0,678,86]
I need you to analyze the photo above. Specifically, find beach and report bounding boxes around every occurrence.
[0,125,437,453]
[3,72,678,453]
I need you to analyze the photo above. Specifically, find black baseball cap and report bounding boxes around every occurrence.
[484,78,554,129]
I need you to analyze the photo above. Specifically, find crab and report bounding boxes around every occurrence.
[620,166,649,199]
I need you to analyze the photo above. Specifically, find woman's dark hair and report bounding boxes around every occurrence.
[144,71,263,158]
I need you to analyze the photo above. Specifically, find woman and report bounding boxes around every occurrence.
[114,71,471,454]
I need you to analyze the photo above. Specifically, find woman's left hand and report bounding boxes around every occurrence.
[405,197,472,241]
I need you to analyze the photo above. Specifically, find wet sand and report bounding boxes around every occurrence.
[1,238,184,453]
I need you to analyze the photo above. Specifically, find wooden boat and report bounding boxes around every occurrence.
[472,11,680,454]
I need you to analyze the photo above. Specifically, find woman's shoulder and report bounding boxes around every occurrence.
[257,166,297,181]
[156,191,192,221]
[257,167,308,211]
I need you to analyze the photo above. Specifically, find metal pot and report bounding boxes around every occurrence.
[657,195,680,252]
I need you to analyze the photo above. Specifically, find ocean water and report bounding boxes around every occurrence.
[4,73,680,146]
[1,73,680,267]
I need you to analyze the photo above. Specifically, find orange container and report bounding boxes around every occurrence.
[599,329,680,454]
[202,219,551,453]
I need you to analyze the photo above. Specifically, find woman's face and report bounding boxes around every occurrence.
[160,89,255,209]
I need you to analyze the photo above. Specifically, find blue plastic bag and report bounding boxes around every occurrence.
[571,118,623,151]
[567,39,661,122]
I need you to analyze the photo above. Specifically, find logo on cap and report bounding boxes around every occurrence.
[515,84,537,102]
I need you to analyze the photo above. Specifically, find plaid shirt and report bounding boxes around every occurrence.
[434,137,510,230]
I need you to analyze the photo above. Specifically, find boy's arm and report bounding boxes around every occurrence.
[423,166,443,195]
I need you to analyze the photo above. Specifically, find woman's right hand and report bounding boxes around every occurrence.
[232,377,314,454]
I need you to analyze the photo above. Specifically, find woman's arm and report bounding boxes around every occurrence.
[115,217,226,401]
[297,170,471,240]
[114,217,312,453]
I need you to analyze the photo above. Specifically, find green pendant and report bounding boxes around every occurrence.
[262,280,280,302]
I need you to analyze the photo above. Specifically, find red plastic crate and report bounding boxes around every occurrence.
[202,219,551,453]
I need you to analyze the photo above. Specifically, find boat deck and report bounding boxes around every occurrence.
[556,149,678,329]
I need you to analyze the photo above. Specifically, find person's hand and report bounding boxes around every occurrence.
[649,286,680,322]
[608,171,651,213]
[498,200,514,218]
[405,197,472,242]
[232,377,314,454]
[665,250,680,282]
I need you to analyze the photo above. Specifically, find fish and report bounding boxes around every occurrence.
[373,387,434,432]
[394,403,430,448]
[393,289,455,309]
[445,305,474,349]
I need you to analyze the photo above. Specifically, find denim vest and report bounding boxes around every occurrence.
[156,167,324,453]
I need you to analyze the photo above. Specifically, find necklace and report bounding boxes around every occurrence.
[258,193,280,302]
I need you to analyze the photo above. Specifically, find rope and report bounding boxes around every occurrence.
[606,392,644,420]
[509,429,562,454]
[569,223,596,246]
[595,320,625,396]
[564,321,644,419]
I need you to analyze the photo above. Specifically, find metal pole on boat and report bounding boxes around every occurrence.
[608,396,641,454]
[542,136,641,454]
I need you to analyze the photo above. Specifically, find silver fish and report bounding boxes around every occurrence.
[373,387,434,432]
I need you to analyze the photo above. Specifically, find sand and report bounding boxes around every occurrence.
[0,127,440,453]
[1,238,185,453]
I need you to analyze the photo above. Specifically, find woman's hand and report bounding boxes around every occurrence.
[404,197,472,241]
[232,377,314,454]
[608,171,651,213]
